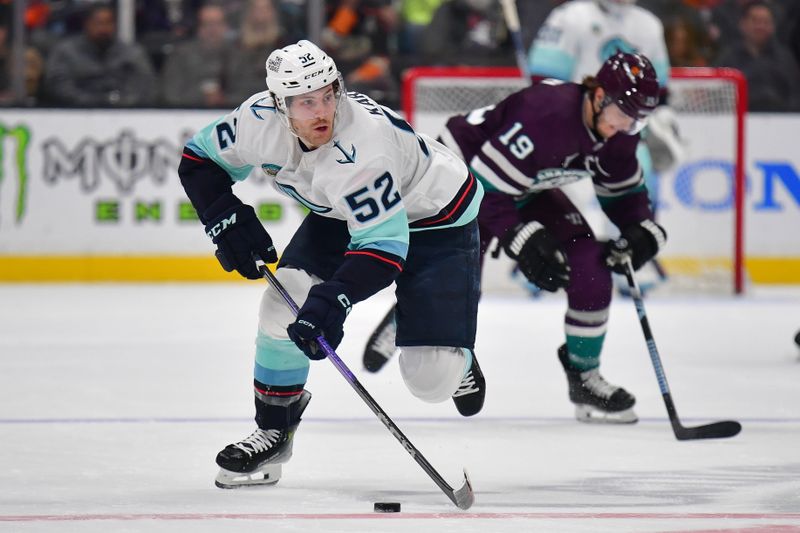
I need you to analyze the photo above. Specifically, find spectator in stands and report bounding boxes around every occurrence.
[321,0,400,107]
[396,0,442,55]
[225,0,291,104]
[161,2,233,107]
[715,0,800,111]
[135,0,206,72]
[42,3,156,107]
[664,14,710,66]
[640,0,733,63]
[418,0,515,67]
[773,0,800,68]
[0,8,45,105]
[517,1,569,52]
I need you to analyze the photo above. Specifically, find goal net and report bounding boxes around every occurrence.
[402,67,747,294]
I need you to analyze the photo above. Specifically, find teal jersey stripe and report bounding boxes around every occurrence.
[351,239,408,258]
[410,178,484,233]
[191,120,253,181]
[254,333,309,386]
[254,363,309,387]
[185,138,209,158]
[528,46,576,80]
[597,182,648,208]
[349,210,410,259]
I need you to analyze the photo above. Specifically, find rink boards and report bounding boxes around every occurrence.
[0,109,798,287]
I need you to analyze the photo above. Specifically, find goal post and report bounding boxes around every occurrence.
[402,66,748,294]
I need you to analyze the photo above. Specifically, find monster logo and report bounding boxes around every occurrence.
[0,124,32,225]
[41,130,181,194]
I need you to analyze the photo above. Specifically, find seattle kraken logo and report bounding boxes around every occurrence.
[333,140,356,164]
[249,97,275,120]
[600,38,637,63]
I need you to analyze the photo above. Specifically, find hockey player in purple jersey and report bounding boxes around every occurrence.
[364,52,667,424]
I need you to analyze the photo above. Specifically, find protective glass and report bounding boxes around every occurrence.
[601,101,649,135]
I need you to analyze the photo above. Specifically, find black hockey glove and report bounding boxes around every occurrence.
[501,221,570,292]
[604,220,667,274]
[203,192,278,279]
[287,282,352,360]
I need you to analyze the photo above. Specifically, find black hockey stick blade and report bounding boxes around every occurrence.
[451,469,474,510]
[623,259,742,441]
[672,418,742,441]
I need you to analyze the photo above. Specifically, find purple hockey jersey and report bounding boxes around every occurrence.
[439,80,653,237]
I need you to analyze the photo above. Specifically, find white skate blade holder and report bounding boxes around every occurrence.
[214,464,282,489]
[575,404,638,424]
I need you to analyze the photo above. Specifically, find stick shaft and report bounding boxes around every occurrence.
[622,258,741,440]
[499,0,530,80]
[256,262,469,507]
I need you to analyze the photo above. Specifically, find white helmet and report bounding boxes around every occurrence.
[265,40,344,121]
[596,0,636,14]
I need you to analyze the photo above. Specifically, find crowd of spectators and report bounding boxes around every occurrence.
[0,0,799,111]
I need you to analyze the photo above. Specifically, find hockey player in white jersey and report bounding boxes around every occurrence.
[529,0,670,88]
[177,40,485,488]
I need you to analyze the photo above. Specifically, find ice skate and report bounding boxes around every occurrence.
[452,351,486,417]
[558,345,637,424]
[363,306,398,373]
[215,390,311,488]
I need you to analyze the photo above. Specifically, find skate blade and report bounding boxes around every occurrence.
[214,464,281,489]
[575,404,638,424]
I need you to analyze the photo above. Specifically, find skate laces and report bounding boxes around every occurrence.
[581,369,618,399]
[233,429,282,456]
[453,370,478,397]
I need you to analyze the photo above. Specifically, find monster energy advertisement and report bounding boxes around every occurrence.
[1,109,799,269]
[0,110,305,255]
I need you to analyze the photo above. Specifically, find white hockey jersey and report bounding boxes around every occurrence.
[187,90,481,261]
[528,0,670,87]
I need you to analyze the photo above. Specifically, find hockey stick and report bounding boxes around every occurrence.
[622,257,741,440]
[499,0,530,80]
[255,260,475,509]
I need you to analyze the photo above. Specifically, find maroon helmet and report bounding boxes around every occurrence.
[596,52,660,131]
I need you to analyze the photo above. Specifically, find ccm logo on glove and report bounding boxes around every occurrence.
[206,213,238,238]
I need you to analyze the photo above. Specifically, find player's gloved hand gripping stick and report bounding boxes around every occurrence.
[622,256,742,440]
[254,258,475,509]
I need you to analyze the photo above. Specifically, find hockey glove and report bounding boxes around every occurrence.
[501,221,570,292]
[203,192,278,279]
[604,220,667,274]
[287,282,352,360]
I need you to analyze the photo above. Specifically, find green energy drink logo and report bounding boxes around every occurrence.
[0,124,31,224]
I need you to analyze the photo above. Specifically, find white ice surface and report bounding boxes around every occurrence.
[1,283,799,532]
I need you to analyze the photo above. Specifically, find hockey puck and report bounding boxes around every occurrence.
[373,502,401,513]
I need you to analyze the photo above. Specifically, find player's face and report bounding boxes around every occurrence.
[287,85,338,148]
[588,88,637,139]
[597,102,636,139]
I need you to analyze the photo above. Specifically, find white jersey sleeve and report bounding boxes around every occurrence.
[186,90,291,181]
